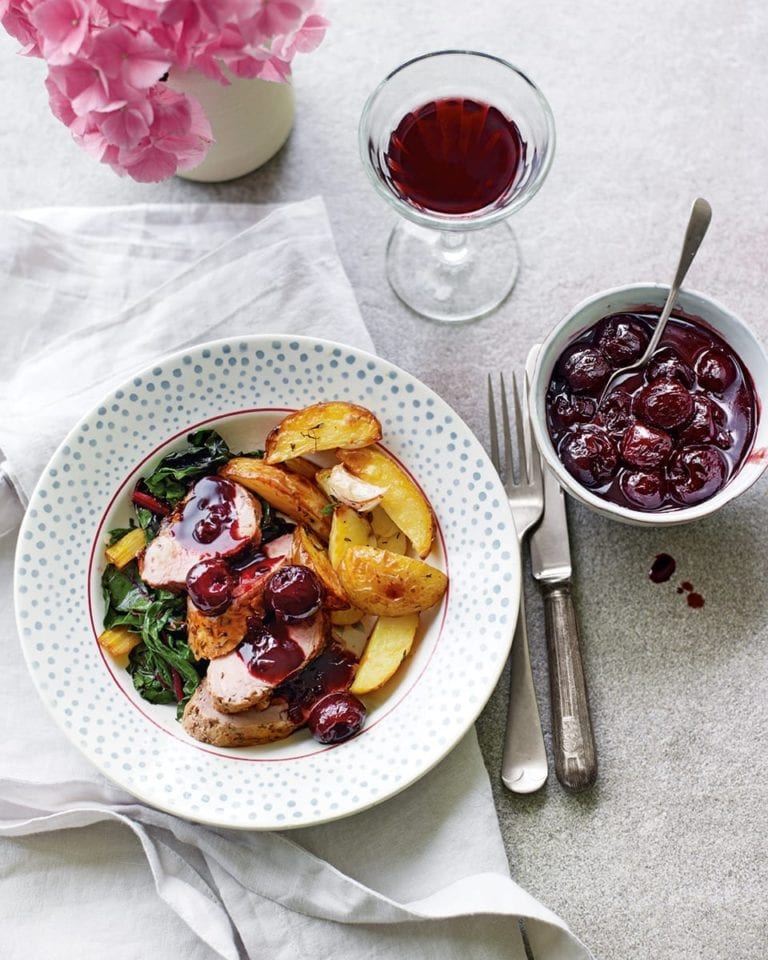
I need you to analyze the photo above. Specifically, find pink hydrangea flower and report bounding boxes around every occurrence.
[2,0,328,182]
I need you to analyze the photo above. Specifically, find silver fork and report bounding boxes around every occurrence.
[488,373,548,793]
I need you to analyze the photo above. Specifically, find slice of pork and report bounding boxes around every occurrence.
[140,477,261,591]
[187,554,286,661]
[208,611,329,714]
[182,680,300,747]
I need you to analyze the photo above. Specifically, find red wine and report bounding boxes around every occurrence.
[385,97,525,215]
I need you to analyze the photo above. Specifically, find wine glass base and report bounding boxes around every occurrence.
[385,219,520,324]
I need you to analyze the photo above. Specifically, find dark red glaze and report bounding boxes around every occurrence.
[546,310,757,511]
[385,97,525,215]
[265,564,324,622]
[306,692,367,744]
[278,641,357,724]
[649,552,676,583]
[174,476,246,554]
[186,557,236,615]
[238,617,305,685]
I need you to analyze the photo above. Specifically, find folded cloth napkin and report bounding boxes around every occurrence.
[0,199,593,960]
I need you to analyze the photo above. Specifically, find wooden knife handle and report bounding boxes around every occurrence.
[542,581,597,792]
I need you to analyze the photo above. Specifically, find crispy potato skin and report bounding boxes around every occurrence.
[219,457,331,541]
[337,545,448,617]
[337,448,435,558]
[264,402,382,464]
[290,524,350,610]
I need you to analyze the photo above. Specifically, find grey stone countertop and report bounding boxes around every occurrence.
[1,3,767,959]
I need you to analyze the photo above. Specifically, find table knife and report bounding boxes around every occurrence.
[526,348,597,791]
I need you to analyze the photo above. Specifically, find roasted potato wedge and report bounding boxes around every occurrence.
[337,448,435,558]
[264,402,382,464]
[337,545,447,617]
[283,456,320,480]
[220,457,331,541]
[290,524,350,610]
[370,506,407,555]
[349,613,420,695]
[328,504,375,569]
[330,606,365,626]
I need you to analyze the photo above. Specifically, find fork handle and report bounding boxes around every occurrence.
[502,590,548,793]
[542,581,597,792]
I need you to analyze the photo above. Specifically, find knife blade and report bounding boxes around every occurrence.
[526,347,597,792]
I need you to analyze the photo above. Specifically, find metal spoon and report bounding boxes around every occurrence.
[598,197,712,405]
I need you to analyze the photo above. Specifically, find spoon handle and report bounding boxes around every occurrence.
[645,197,712,357]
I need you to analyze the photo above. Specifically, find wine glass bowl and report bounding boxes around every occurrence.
[359,50,555,322]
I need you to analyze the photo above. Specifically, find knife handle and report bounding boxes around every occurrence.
[542,582,597,792]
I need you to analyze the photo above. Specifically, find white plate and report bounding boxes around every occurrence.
[14,336,519,830]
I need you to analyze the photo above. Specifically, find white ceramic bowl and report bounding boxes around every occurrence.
[530,283,768,525]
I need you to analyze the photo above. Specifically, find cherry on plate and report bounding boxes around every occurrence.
[595,314,649,366]
[186,558,235,615]
[645,348,695,388]
[634,378,695,430]
[557,346,612,394]
[307,692,367,744]
[619,422,673,469]
[668,446,728,505]
[619,469,667,510]
[695,348,737,392]
[558,426,619,487]
[265,564,324,622]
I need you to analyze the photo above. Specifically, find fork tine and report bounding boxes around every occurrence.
[522,371,542,489]
[510,373,527,484]
[487,375,501,475]
[500,373,515,485]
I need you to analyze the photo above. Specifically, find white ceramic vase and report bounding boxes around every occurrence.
[167,68,295,182]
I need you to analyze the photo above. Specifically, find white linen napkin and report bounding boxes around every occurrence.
[0,199,593,960]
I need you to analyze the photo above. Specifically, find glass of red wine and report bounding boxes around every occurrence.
[360,50,555,323]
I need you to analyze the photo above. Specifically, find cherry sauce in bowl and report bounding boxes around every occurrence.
[531,285,768,525]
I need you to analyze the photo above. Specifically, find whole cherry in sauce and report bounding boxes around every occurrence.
[558,425,618,487]
[186,558,236,615]
[265,564,324,622]
[306,692,367,744]
[595,313,649,365]
[545,309,757,512]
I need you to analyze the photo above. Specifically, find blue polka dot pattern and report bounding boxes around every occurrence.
[14,336,518,830]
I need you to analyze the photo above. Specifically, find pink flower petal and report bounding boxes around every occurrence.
[98,103,151,147]
[30,0,92,64]
[119,141,179,181]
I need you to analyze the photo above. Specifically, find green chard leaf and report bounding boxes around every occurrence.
[142,429,232,506]
[102,561,200,716]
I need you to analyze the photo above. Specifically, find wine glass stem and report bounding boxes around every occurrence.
[438,230,469,264]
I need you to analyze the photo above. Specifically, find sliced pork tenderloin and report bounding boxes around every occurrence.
[208,611,329,714]
[140,476,261,591]
[182,680,300,747]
